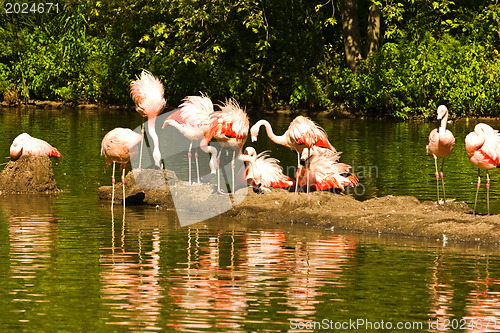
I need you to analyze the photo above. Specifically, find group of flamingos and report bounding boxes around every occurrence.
[7,71,500,216]
[428,105,500,215]
[104,70,359,201]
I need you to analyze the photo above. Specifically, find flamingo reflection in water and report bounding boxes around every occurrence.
[167,228,247,331]
[285,235,356,313]
[100,226,163,330]
[0,196,58,307]
[427,252,455,330]
[463,258,500,332]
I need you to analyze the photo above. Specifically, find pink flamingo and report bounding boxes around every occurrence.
[130,70,166,168]
[162,94,218,184]
[250,116,336,193]
[239,147,294,193]
[201,98,249,193]
[10,133,62,160]
[426,105,455,204]
[465,123,500,215]
[101,127,143,209]
[296,147,358,192]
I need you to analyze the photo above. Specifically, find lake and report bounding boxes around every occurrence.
[0,107,499,332]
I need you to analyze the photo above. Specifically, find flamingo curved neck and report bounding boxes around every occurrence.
[147,118,161,167]
[255,120,288,146]
[439,112,449,135]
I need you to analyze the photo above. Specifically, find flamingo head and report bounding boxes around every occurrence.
[207,146,219,174]
[250,124,260,142]
[162,119,171,128]
[153,148,162,169]
[436,105,448,120]
[9,133,30,160]
[244,146,257,157]
[9,142,23,160]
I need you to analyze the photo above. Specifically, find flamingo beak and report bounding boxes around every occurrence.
[252,183,262,194]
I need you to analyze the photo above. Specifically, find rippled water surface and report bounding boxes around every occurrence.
[1,107,500,332]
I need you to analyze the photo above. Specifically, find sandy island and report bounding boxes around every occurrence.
[95,169,500,245]
[0,157,498,245]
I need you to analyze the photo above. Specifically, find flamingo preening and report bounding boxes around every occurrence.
[250,116,336,194]
[9,133,63,160]
[130,70,166,169]
[162,94,218,184]
[239,147,294,193]
[201,98,249,193]
[465,123,500,215]
[101,127,143,210]
[296,146,358,192]
[426,105,455,204]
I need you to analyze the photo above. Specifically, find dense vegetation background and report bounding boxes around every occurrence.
[1,0,500,118]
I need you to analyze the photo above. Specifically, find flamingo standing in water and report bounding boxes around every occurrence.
[130,70,166,168]
[239,147,294,193]
[426,105,455,204]
[201,98,249,193]
[296,147,358,192]
[465,123,500,215]
[250,116,336,193]
[101,128,143,209]
[10,133,63,160]
[162,94,218,184]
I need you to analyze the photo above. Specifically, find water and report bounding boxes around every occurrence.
[1,107,500,332]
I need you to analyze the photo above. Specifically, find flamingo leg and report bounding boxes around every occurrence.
[433,155,440,204]
[440,157,447,204]
[188,141,193,185]
[231,150,235,193]
[139,123,144,169]
[306,148,311,195]
[217,150,223,193]
[122,168,126,210]
[473,169,481,216]
[487,171,490,216]
[195,148,200,185]
[295,152,300,194]
[111,161,116,210]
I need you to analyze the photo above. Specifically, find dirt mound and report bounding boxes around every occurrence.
[0,155,60,194]
[97,169,246,218]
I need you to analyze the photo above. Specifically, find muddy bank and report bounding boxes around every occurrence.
[0,155,60,194]
[97,170,500,244]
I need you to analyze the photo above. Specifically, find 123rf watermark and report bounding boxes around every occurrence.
[290,318,498,331]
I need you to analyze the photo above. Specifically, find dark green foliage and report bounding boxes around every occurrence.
[1,0,500,117]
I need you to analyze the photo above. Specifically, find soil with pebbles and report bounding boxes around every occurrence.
[96,169,500,245]
[0,155,60,194]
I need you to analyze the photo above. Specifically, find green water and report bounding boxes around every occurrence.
[0,107,500,332]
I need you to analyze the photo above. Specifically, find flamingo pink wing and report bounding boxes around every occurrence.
[255,152,293,188]
[167,95,213,127]
[24,137,62,158]
[478,128,500,165]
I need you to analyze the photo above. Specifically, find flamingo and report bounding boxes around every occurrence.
[250,116,336,193]
[296,146,358,192]
[130,70,166,168]
[101,127,143,210]
[201,98,249,193]
[239,147,294,193]
[426,105,455,204]
[465,123,500,215]
[10,133,62,160]
[162,94,218,184]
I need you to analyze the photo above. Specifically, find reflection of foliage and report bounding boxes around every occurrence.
[0,1,500,117]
